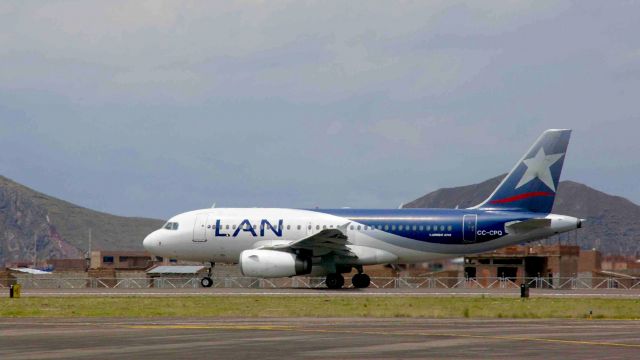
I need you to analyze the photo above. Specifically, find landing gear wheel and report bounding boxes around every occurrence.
[326,273,345,289]
[200,277,213,288]
[352,273,371,288]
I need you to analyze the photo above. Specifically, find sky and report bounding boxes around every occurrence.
[0,1,639,219]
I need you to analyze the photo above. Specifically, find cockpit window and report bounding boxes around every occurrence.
[163,222,180,230]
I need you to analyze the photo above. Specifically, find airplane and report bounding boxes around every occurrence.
[143,129,582,289]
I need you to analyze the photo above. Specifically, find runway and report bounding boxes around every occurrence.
[1,317,639,359]
[7,287,640,298]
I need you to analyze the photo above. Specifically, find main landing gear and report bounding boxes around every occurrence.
[351,273,371,289]
[325,273,345,289]
[200,262,214,288]
[325,266,371,289]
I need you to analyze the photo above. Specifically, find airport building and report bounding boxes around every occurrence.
[464,245,582,279]
[462,244,609,287]
[2,244,636,290]
[90,250,156,270]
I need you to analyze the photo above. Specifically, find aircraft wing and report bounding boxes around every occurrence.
[505,218,551,234]
[261,224,355,257]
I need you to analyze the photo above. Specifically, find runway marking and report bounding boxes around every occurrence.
[127,323,640,349]
[19,291,640,298]
[130,324,295,331]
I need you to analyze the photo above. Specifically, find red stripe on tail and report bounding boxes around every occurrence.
[489,191,555,204]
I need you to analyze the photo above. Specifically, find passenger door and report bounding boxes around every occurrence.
[463,215,477,243]
[193,214,208,242]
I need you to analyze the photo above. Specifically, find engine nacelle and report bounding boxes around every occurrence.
[239,249,312,278]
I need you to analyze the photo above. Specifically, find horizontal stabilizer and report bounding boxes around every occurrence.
[505,218,551,234]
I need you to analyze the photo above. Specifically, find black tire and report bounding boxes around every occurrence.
[352,273,371,289]
[326,273,345,289]
[200,277,213,288]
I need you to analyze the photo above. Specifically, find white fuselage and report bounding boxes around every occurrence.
[143,129,580,282]
[143,208,580,267]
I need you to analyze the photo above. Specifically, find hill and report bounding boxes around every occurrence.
[0,176,163,266]
[404,175,640,255]
[2,174,638,266]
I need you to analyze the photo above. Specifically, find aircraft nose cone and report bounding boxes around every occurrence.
[143,231,157,252]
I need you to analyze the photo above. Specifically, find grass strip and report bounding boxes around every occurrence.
[1,296,639,319]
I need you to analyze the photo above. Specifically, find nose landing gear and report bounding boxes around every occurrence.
[200,262,215,288]
[200,277,213,288]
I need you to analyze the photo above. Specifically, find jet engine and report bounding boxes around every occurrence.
[239,249,312,278]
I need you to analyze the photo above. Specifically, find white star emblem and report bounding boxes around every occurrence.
[515,148,565,192]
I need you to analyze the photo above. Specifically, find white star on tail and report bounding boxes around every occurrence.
[515,148,564,192]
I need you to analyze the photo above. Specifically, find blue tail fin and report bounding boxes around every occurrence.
[472,129,571,213]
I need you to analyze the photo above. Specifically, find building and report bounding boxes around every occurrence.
[146,265,208,288]
[46,258,88,271]
[146,265,207,278]
[601,255,640,274]
[90,250,167,270]
[0,269,16,287]
[578,249,602,273]
[464,245,601,287]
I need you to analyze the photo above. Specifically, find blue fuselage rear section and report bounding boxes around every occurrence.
[314,208,538,245]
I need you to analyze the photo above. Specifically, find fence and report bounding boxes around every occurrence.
[2,276,640,290]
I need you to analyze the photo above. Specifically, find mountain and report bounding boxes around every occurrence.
[404,175,640,255]
[3,173,638,266]
[0,176,164,266]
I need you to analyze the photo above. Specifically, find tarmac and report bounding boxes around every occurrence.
[5,287,640,298]
[1,317,640,359]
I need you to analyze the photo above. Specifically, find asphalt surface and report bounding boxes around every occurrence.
[5,287,640,298]
[1,317,639,359]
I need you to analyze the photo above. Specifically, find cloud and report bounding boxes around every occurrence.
[0,1,639,217]
[0,1,565,103]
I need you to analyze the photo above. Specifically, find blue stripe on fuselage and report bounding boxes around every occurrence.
[307,208,540,245]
